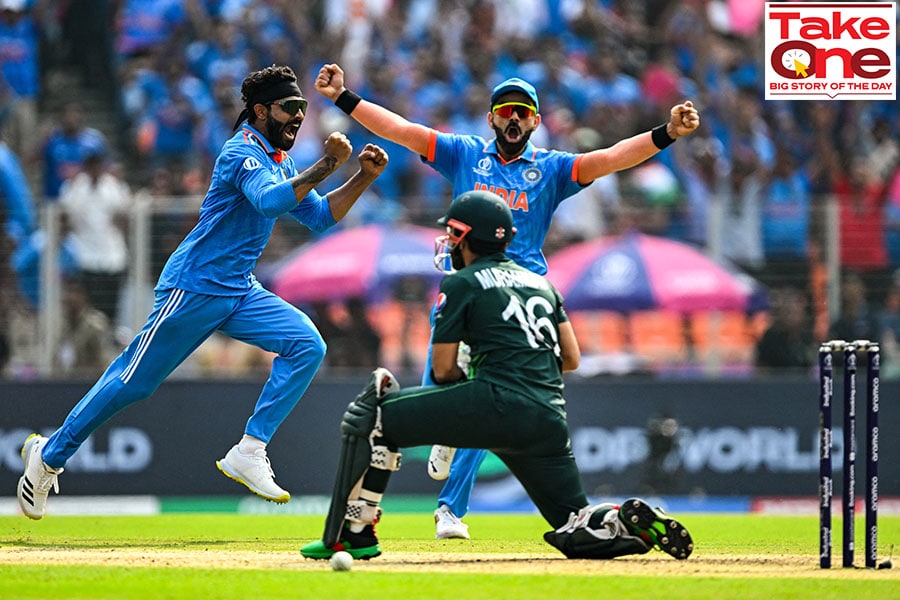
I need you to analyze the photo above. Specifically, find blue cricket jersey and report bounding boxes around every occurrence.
[424,131,587,275]
[157,125,336,295]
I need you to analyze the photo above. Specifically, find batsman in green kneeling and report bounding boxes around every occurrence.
[300,191,693,561]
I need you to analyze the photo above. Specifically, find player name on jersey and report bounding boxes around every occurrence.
[473,267,549,290]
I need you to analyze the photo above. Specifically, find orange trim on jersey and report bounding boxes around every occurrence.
[426,129,438,162]
[242,127,284,163]
[572,154,584,182]
[494,146,536,166]
[242,128,265,148]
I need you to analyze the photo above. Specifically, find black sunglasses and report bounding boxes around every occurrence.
[268,98,308,116]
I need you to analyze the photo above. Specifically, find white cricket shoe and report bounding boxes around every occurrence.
[17,434,63,520]
[216,445,290,503]
[427,445,456,480]
[434,504,470,539]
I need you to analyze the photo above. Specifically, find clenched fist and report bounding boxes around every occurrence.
[358,143,388,178]
[667,101,700,138]
[323,131,353,167]
[316,64,347,102]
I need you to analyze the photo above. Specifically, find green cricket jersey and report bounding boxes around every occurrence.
[432,253,568,410]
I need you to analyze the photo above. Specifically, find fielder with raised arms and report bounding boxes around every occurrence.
[315,62,700,539]
[17,65,389,519]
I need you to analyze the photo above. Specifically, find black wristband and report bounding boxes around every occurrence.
[651,123,676,150]
[334,89,362,115]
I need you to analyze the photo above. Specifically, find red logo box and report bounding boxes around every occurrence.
[765,2,896,100]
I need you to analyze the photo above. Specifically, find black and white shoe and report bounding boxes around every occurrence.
[17,434,63,520]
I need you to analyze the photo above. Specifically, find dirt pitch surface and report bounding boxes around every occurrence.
[2,547,898,579]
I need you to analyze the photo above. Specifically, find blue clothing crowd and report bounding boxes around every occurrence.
[1,0,900,377]
[118,1,900,284]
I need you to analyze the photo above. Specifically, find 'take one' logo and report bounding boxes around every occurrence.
[765,2,896,100]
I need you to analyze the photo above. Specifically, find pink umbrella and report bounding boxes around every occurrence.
[546,232,767,313]
[269,224,442,304]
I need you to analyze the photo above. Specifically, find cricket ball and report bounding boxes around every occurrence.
[330,550,353,571]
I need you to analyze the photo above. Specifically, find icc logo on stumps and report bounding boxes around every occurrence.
[765,2,896,100]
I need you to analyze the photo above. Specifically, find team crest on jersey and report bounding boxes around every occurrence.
[243,157,262,171]
[523,167,542,183]
[473,157,492,177]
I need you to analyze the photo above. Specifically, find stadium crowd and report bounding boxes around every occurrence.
[0,0,899,378]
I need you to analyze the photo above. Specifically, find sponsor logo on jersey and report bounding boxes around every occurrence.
[434,292,447,315]
[243,157,262,171]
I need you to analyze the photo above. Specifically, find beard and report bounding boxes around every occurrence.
[264,114,298,151]
[450,245,466,271]
[492,122,533,158]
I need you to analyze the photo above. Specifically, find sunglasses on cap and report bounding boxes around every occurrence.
[492,102,537,119]
[268,98,308,116]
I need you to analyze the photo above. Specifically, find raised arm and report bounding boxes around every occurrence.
[326,143,389,221]
[576,101,700,184]
[289,131,353,202]
[316,63,433,157]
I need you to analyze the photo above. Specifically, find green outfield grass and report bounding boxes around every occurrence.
[1,512,898,599]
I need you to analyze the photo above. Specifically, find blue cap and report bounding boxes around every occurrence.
[490,78,539,112]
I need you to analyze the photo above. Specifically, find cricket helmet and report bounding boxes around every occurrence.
[438,190,515,245]
[433,190,515,273]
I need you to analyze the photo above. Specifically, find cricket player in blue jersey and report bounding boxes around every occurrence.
[315,63,699,539]
[17,65,389,520]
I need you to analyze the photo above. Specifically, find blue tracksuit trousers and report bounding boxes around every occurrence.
[42,284,326,469]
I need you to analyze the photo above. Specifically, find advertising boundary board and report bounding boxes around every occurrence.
[1,377,896,497]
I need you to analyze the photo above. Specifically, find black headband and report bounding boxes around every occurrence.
[232,79,304,131]
[250,79,303,106]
